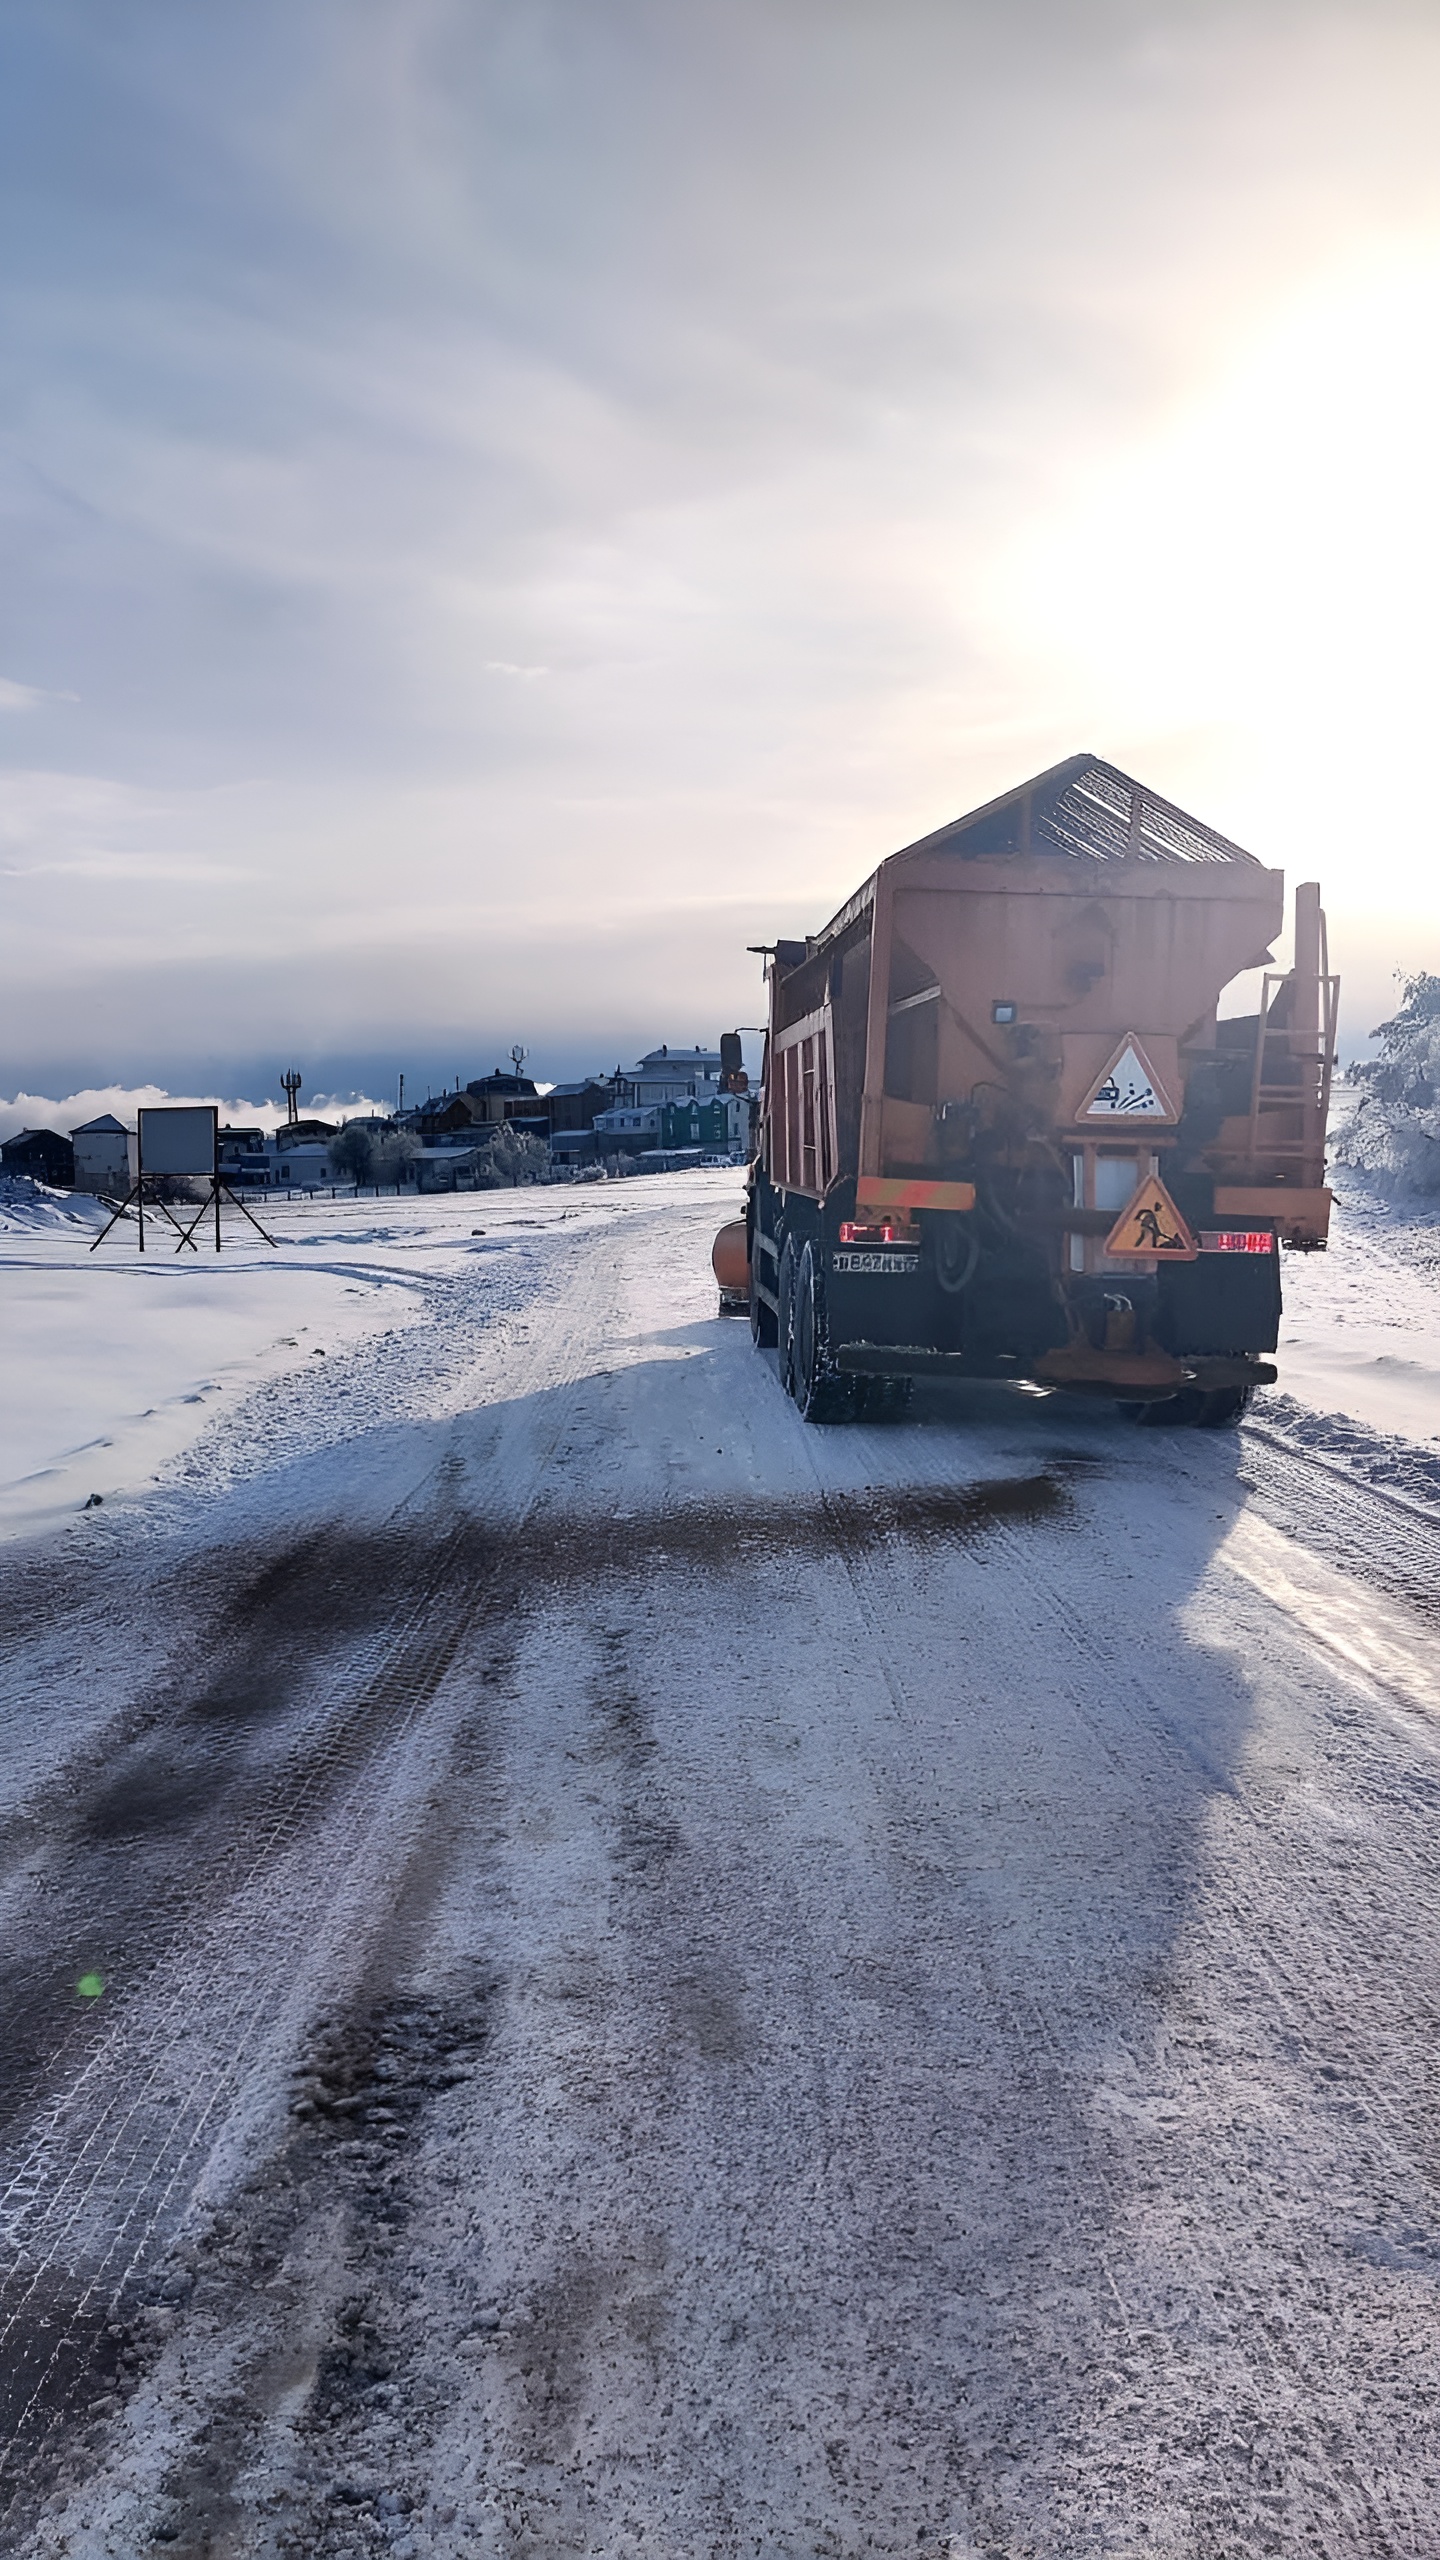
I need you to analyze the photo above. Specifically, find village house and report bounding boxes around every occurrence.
[272,1120,336,1185]
[414,1072,548,1144]
[627,1045,726,1107]
[544,1074,626,1165]
[70,1114,136,1196]
[590,1102,661,1156]
[217,1125,273,1185]
[1,1128,75,1186]
[588,1050,744,1163]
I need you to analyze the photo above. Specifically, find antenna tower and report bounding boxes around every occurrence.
[281,1070,303,1128]
[511,1044,528,1077]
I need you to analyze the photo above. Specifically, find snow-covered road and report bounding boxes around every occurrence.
[2,1171,1440,2557]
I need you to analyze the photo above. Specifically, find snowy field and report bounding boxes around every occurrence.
[0,1183,568,1543]
[1,1167,1440,2553]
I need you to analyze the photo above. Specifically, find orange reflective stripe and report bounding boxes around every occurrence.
[855,1177,977,1214]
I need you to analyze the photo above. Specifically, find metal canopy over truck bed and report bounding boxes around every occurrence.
[737,754,1338,1425]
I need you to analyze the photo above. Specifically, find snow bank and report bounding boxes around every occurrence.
[0,1175,109,1234]
[1250,1392,1440,1514]
[1268,1170,1440,1457]
[1331,973,1440,1195]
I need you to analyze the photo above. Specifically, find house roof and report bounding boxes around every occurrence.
[71,1114,129,1135]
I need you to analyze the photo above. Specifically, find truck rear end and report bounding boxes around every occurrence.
[741,755,1337,1423]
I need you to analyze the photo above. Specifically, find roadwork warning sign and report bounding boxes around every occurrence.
[1105,1172,1198,1260]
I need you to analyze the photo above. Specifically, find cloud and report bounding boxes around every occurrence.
[0,678,78,712]
[1,854,257,882]
[0,1082,274,1148]
[0,1081,394,1148]
[1,0,1438,1087]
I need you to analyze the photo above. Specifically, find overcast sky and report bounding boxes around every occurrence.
[3,0,1439,1102]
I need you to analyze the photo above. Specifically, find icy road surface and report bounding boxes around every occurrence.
[2,1171,1440,2557]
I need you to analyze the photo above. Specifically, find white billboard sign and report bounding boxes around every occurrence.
[138,1105,218,1178]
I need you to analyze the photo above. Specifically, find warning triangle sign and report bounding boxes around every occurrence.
[1106,1173,1199,1261]
[1080,1036,1175,1122]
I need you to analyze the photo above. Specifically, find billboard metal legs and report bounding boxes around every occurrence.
[89,1179,278,1252]
[90,1183,195,1253]
[172,1181,278,1252]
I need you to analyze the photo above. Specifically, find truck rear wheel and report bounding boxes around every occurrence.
[749,1241,778,1346]
[1122,1385,1254,1428]
[791,1242,860,1422]
[1123,1391,1207,1427]
[776,1234,800,1392]
[858,1375,914,1419]
[1196,1386,1254,1427]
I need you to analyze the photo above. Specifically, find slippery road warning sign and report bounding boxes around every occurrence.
[1081,1036,1175,1122]
[1105,1172,1198,1260]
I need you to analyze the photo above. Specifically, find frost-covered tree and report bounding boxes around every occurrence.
[1333,972,1440,1193]
[473,1125,548,1188]
[371,1127,420,1185]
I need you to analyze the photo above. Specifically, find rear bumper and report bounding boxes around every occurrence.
[835,1340,1276,1397]
[1212,1186,1332,1250]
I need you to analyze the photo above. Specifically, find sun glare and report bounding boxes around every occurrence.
[1015,248,1440,905]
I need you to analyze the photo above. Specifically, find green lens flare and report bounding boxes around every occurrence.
[76,1973,104,2000]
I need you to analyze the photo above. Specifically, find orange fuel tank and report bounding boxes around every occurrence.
[711,1218,749,1309]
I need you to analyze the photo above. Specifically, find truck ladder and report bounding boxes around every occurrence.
[1244,885,1338,1188]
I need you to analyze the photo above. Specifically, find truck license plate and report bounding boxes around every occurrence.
[831,1250,919,1275]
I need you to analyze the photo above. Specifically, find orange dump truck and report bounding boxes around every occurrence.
[725,754,1337,1424]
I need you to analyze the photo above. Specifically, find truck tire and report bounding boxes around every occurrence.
[776,1233,800,1392]
[1196,1386,1254,1427]
[859,1375,915,1419]
[1122,1385,1253,1429]
[791,1242,860,1422]
[750,1238,778,1347]
[1123,1391,1207,1427]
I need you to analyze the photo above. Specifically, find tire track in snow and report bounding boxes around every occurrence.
[0,1213,619,2525]
[787,1397,1440,2555]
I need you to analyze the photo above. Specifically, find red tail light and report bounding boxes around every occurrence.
[838,1220,920,1245]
